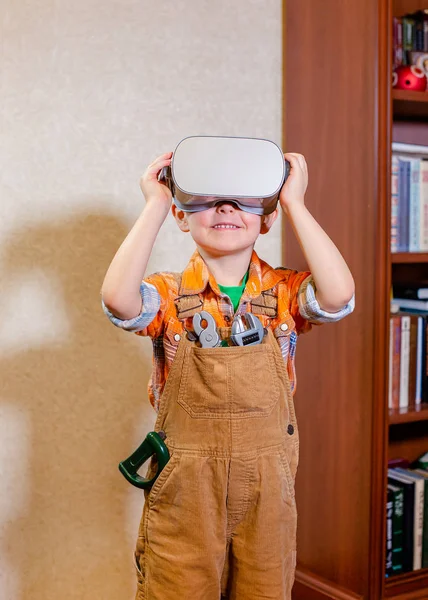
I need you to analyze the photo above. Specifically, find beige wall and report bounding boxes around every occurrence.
[0,1,282,598]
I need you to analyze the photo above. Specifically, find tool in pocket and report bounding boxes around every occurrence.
[192,310,265,347]
[231,313,265,346]
[119,431,170,489]
[192,311,221,347]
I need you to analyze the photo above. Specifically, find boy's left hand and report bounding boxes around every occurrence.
[279,153,308,213]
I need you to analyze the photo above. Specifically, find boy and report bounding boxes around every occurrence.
[102,149,355,600]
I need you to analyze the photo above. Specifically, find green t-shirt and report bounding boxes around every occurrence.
[218,270,249,312]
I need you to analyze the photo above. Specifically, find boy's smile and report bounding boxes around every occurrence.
[212,222,241,230]
[174,201,276,257]
[176,201,274,256]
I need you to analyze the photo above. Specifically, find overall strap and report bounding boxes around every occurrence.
[172,272,279,320]
[250,288,278,318]
[171,272,204,320]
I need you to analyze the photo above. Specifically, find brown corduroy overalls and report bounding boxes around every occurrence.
[134,295,299,600]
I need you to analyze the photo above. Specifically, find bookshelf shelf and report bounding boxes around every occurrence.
[389,403,428,424]
[393,90,428,103]
[393,90,428,120]
[384,567,428,598]
[391,253,428,263]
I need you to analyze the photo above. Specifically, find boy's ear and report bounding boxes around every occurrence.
[171,204,190,232]
[260,209,278,234]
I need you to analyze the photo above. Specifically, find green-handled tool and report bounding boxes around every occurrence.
[119,431,170,489]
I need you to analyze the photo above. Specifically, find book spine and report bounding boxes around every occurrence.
[408,315,418,407]
[416,17,424,51]
[409,158,421,251]
[413,478,424,570]
[392,143,428,154]
[421,160,428,251]
[424,317,428,404]
[424,19,428,52]
[399,315,411,408]
[422,479,428,568]
[386,488,393,576]
[416,316,423,405]
[398,158,410,252]
[395,468,425,570]
[394,298,428,310]
[402,18,416,62]
[391,155,400,253]
[391,315,402,409]
[397,18,404,65]
[388,473,414,572]
[413,473,428,569]
[392,487,405,574]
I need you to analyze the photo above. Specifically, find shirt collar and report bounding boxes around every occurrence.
[179,249,284,299]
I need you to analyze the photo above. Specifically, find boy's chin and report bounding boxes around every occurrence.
[195,241,256,256]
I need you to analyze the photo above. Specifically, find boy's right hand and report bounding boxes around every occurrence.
[139,152,173,213]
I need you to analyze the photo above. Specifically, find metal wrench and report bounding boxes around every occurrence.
[231,313,265,346]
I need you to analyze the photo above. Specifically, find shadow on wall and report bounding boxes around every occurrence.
[0,211,155,600]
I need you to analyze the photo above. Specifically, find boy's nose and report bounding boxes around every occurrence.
[216,201,238,212]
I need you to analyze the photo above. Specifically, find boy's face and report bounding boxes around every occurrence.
[172,201,278,257]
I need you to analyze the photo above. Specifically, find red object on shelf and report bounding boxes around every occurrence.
[393,65,427,92]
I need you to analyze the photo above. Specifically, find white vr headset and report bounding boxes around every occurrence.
[159,136,290,216]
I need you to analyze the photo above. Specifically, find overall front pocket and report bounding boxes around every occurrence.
[177,343,280,419]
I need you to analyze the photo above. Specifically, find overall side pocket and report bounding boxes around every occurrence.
[147,452,180,507]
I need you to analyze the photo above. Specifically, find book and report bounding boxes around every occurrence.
[412,469,428,568]
[388,311,428,405]
[386,486,393,576]
[390,152,428,251]
[403,17,416,62]
[409,158,421,251]
[388,469,415,572]
[415,451,428,469]
[402,311,427,403]
[392,142,428,155]
[399,315,411,408]
[408,315,419,406]
[416,315,425,404]
[420,160,428,250]
[391,155,400,253]
[394,298,428,311]
[398,158,411,252]
[393,17,404,68]
[388,316,394,408]
[394,468,425,571]
[387,483,405,575]
[389,315,402,409]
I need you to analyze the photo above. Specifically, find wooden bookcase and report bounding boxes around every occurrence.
[283,1,428,598]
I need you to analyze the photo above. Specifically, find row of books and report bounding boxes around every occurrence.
[391,143,428,253]
[389,290,428,410]
[386,452,428,577]
[393,10,428,68]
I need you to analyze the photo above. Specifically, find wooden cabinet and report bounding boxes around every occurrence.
[283,1,428,598]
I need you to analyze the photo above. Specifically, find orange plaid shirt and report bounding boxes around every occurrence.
[103,250,354,411]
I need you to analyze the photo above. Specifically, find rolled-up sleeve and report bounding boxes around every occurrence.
[102,281,161,332]
[298,275,355,323]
